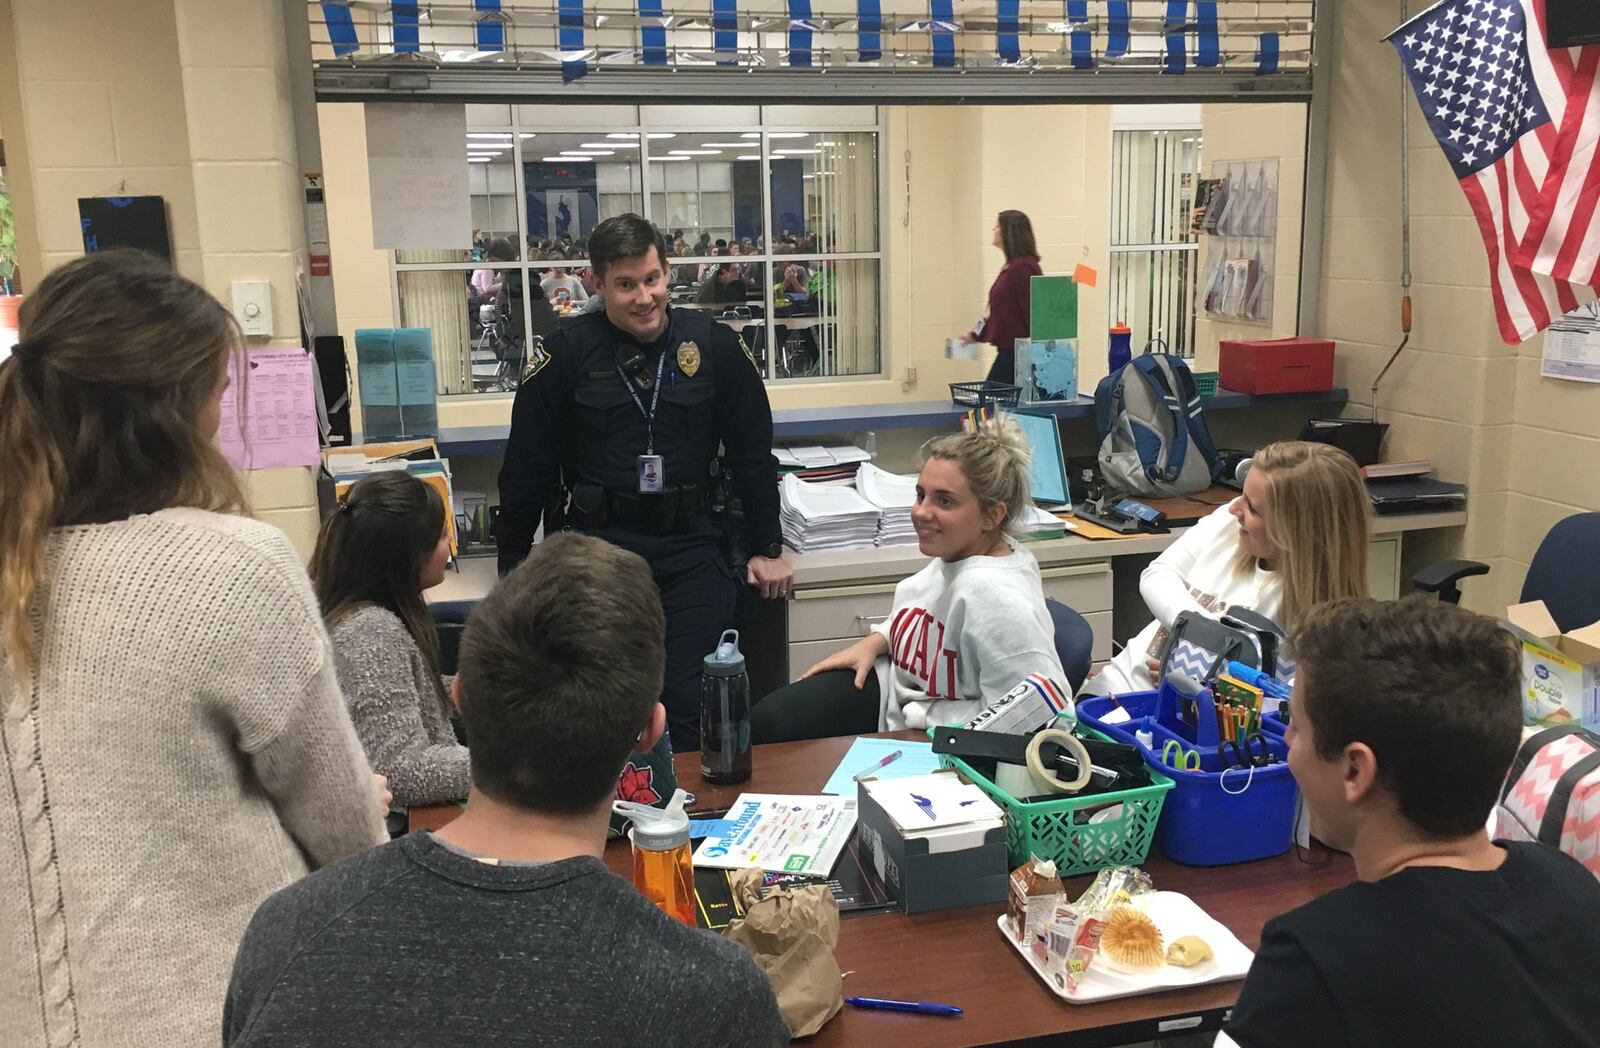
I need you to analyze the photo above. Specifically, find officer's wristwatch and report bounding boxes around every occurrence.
[759,541,784,559]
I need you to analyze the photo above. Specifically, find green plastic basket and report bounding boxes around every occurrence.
[935,726,1175,877]
[1192,371,1221,397]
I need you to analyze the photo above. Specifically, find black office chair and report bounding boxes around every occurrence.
[1046,598,1095,694]
[1414,511,1600,630]
[428,600,477,677]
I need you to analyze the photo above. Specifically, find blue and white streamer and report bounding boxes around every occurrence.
[321,1,359,57]
[392,1,420,54]
[713,0,739,66]
[996,0,1020,63]
[858,0,882,61]
[558,0,587,81]
[474,0,504,53]
[1067,0,1093,70]
[639,0,668,65]
[930,0,956,68]
[788,0,814,67]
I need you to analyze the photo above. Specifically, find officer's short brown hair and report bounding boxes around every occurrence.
[457,533,666,814]
[589,214,670,280]
[1291,596,1521,840]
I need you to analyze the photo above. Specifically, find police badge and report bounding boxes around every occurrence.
[676,341,701,378]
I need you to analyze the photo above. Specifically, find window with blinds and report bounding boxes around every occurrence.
[1107,125,1202,359]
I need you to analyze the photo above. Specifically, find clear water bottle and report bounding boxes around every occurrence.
[613,790,695,926]
[700,629,752,784]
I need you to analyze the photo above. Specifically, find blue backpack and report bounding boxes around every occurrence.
[1093,349,1221,497]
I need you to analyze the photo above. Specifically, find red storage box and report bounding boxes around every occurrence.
[1218,337,1335,395]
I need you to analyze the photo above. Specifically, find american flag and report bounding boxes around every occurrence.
[1388,0,1598,343]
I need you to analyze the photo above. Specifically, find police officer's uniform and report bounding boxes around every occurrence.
[497,306,782,751]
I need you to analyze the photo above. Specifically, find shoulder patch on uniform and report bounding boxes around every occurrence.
[522,349,551,383]
[738,333,758,371]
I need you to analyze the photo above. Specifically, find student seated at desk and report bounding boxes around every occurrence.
[1081,441,1369,697]
[0,252,386,1048]
[751,416,1066,742]
[311,472,470,811]
[1221,597,1600,1048]
[224,534,788,1048]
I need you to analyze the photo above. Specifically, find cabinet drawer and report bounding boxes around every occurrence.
[786,639,857,683]
[788,582,898,644]
[1040,562,1114,614]
[1083,609,1113,663]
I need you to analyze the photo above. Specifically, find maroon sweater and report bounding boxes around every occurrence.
[980,255,1042,351]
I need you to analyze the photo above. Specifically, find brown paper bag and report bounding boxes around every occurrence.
[722,870,843,1038]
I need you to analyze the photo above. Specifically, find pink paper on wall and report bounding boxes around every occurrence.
[216,348,322,471]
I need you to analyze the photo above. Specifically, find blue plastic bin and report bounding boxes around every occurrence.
[1079,685,1298,866]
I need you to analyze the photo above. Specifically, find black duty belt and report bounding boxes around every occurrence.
[566,482,707,536]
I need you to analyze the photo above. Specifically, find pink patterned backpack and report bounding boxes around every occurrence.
[1497,725,1600,878]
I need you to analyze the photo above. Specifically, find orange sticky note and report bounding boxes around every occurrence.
[1072,264,1099,288]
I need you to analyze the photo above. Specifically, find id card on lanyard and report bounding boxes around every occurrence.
[616,341,670,494]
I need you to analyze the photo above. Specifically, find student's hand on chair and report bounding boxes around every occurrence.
[374,774,393,814]
[802,634,887,689]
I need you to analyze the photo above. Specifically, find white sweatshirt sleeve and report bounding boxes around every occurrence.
[1139,502,1243,629]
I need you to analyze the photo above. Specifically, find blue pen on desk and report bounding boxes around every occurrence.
[845,997,963,1017]
[852,749,904,782]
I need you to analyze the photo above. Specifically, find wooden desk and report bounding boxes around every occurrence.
[410,733,1354,1048]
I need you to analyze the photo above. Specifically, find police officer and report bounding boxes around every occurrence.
[497,214,793,751]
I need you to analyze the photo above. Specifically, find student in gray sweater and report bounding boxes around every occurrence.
[311,472,470,810]
[225,533,789,1048]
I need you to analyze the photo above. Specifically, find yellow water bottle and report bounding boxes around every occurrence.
[612,789,696,926]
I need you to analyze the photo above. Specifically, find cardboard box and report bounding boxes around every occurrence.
[854,776,1009,914]
[1504,602,1600,730]
[1218,337,1335,395]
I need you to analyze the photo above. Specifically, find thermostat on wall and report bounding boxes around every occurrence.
[230,280,274,337]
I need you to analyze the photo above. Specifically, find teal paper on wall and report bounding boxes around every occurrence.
[355,327,438,439]
[1029,276,1078,341]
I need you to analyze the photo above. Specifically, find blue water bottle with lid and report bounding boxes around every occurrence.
[1108,323,1133,374]
[700,630,752,784]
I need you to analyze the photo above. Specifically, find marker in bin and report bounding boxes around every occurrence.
[1225,661,1292,700]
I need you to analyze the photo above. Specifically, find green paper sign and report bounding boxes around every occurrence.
[1030,275,1078,341]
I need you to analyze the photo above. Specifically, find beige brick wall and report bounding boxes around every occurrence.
[1317,0,1527,614]
[3,0,322,559]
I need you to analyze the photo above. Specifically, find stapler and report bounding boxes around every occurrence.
[1072,470,1169,535]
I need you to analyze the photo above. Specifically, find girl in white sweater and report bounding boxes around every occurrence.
[1082,440,1372,697]
[752,415,1066,741]
[0,252,387,1048]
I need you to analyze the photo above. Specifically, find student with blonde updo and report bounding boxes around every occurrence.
[752,414,1067,742]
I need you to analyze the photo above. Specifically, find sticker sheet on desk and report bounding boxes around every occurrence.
[216,349,322,471]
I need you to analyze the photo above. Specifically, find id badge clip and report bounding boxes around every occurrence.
[638,454,665,494]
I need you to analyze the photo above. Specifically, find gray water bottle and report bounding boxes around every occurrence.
[700,629,752,784]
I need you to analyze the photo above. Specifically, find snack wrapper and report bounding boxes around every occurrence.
[1071,865,1154,914]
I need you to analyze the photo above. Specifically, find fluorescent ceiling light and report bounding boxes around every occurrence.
[669,149,721,156]
[607,132,640,139]
[766,132,809,139]
[646,133,677,139]
[773,148,818,155]
[562,151,614,157]
[544,155,591,162]
[468,133,514,140]
[583,142,637,149]
[649,155,689,161]
[697,142,753,148]
[469,157,492,163]
[735,155,760,161]
[519,133,537,139]
[740,132,762,139]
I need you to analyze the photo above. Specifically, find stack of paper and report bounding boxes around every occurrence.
[776,444,875,487]
[855,463,919,547]
[1016,503,1069,541]
[861,772,1005,853]
[780,474,881,552]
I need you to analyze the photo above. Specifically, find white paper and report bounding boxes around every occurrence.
[691,794,857,876]
[1542,302,1600,383]
[861,772,1004,833]
[365,103,471,250]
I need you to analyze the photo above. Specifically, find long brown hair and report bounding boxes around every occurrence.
[0,250,246,681]
[997,209,1040,263]
[310,471,451,718]
[1232,441,1371,632]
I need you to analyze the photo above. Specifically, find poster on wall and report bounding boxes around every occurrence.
[364,103,471,250]
[77,196,172,260]
[1542,301,1600,384]
[546,191,580,242]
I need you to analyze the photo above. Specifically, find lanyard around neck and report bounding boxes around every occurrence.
[615,348,669,454]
